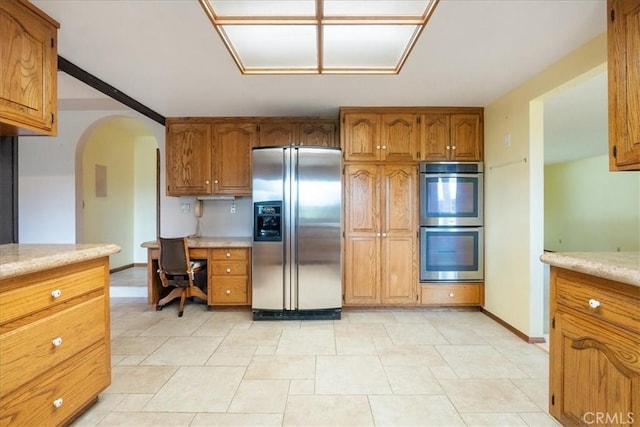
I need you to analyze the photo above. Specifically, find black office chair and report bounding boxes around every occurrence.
[156,237,207,317]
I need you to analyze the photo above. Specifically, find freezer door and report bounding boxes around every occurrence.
[295,148,342,310]
[252,148,285,311]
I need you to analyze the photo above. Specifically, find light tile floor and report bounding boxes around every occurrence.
[71,268,558,427]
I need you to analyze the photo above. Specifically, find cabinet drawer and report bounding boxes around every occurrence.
[556,272,640,333]
[209,278,248,304]
[0,260,106,325]
[210,261,247,276]
[420,283,483,305]
[0,296,106,396]
[210,248,248,261]
[0,342,109,427]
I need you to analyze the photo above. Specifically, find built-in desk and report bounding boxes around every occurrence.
[141,237,252,308]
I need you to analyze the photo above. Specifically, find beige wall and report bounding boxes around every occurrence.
[484,33,607,338]
[545,155,640,252]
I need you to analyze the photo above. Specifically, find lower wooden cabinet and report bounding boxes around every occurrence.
[0,257,111,426]
[549,267,640,426]
[419,283,484,306]
[208,248,251,305]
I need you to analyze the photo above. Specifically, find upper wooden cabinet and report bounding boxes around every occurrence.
[341,110,419,162]
[608,0,640,171]
[258,118,337,148]
[341,107,482,163]
[212,122,255,196]
[166,120,213,196]
[420,112,483,161]
[165,119,254,197]
[0,0,59,136]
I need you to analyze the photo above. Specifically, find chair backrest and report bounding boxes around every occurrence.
[158,237,190,276]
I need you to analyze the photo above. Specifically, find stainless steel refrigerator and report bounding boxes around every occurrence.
[252,146,342,320]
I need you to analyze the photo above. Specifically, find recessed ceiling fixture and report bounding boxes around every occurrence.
[198,0,440,75]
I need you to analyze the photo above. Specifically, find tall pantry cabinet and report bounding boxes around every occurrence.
[341,109,419,305]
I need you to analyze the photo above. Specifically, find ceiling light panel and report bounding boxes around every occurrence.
[199,0,439,74]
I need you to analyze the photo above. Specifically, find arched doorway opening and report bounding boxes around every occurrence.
[75,115,159,270]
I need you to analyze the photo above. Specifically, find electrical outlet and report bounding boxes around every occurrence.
[230,202,236,214]
[180,203,190,214]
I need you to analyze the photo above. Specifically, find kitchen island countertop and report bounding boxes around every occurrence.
[540,251,640,287]
[0,243,121,280]
[141,236,252,249]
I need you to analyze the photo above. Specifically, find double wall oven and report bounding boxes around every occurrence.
[419,162,484,282]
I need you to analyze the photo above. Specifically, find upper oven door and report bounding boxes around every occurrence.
[419,172,483,226]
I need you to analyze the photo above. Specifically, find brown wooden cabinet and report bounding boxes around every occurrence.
[343,163,417,305]
[608,0,640,171]
[420,112,483,161]
[341,111,419,162]
[166,120,213,196]
[0,257,111,425]
[212,122,255,196]
[208,248,251,305]
[257,119,337,148]
[165,119,254,197]
[0,0,59,136]
[420,283,484,306]
[549,267,640,426]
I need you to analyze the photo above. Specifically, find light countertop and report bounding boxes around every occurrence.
[540,251,640,287]
[141,236,252,249]
[0,243,121,280]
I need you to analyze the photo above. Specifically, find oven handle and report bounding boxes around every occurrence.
[421,173,483,178]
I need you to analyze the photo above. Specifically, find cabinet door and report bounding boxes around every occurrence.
[380,114,419,162]
[420,114,450,161]
[380,165,417,304]
[450,114,482,161]
[344,164,381,304]
[344,236,380,304]
[342,113,381,161]
[300,121,338,147]
[212,123,255,195]
[258,122,296,147]
[608,0,640,171]
[550,311,640,426]
[0,0,58,136]
[166,122,212,196]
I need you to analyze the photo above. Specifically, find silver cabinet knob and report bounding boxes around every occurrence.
[226,289,231,295]
[52,337,63,347]
[382,233,387,237]
[51,289,62,298]
[53,398,63,408]
[376,145,381,150]
[205,180,210,184]
[449,293,454,298]
[214,179,219,184]
[226,268,231,273]
[452,145,457,150]
[376,232,381,237]
[446,146,451,150]
[382,145,387,150]
[226,252,231,258]
[588,298,601,309]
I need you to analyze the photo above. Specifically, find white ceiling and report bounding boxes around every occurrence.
[35,0,608,163]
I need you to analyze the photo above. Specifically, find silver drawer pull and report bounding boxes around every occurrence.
[53,398,63,408]
[226,289,231,295]
[52,337,63,347]
[226,268,231,273]
[226,252,231,258]
[588,299,601,309]
[51,289,62,298]
[449,293,454,298]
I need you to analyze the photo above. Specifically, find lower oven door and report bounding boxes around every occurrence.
[420,227,484,282]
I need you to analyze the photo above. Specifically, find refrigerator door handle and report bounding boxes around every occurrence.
[289,148,299,310]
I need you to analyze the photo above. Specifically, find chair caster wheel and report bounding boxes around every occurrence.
[156,305,163,311]
[178,311,184,317]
